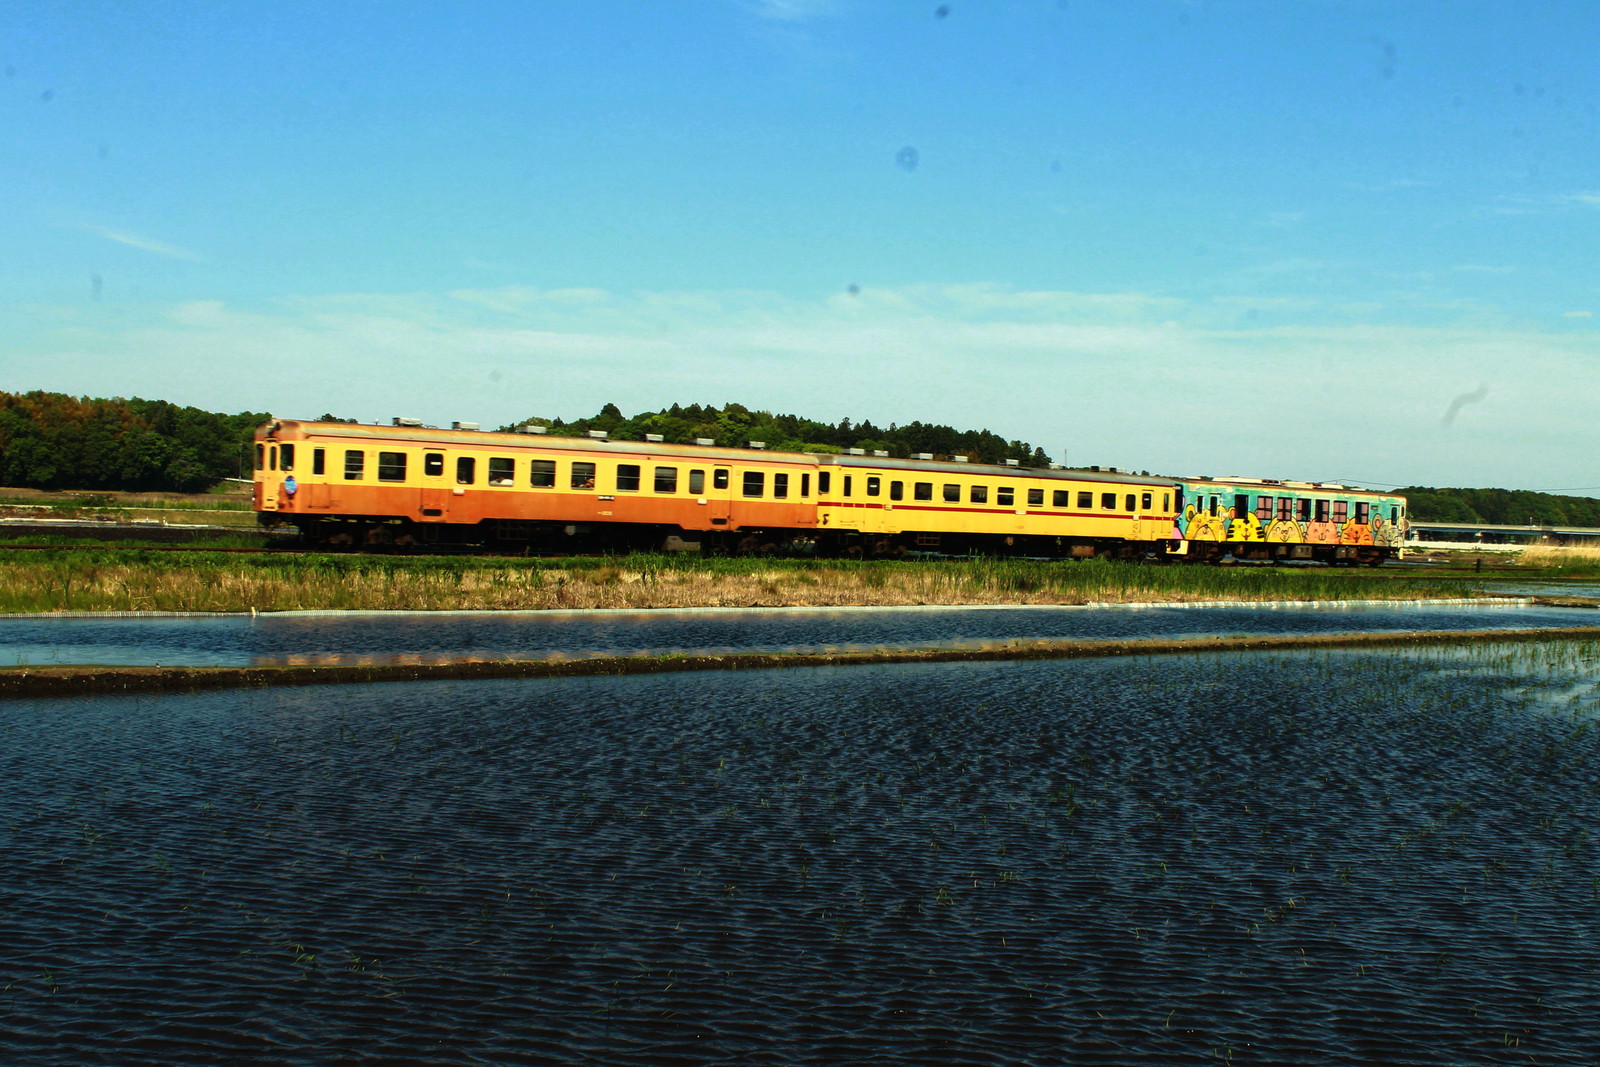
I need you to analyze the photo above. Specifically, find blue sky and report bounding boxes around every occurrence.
[4,0,1598,492]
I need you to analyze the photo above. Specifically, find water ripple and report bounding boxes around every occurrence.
[3,643,1600,1062]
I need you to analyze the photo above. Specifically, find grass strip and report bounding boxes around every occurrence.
[7,626,1600,700]
[0,550,1483,613]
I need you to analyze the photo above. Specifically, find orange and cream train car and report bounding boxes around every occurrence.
[253,419,817,551]
[252,418,1179,556]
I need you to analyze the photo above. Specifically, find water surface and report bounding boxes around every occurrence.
[3,641,1599,1063]
[3,600,1596,668]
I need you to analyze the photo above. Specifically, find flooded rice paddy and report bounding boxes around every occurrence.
[2,599,1597,668]
[4,637,1600,1063]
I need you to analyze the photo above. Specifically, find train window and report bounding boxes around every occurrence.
[654,466,677,493]
[714,469,729,490]
[866,476,880,497]
[1235,495,1250,517]
[1052,489,1068,507]
[1141,492,1151,510]
[997,487,1014,507]
[1298,498,1311,521]
[571,462,595,489]
[269,445,278,471]
[773,472,789,498]
[457,457,476,485]
[530,460,556,488]
[1078,491,1093,508]
[690,470,705,494]
[943,484,960,502]
[1125,494,1136,511]
[889,481,903,501]
[1101,493,1116,510]
[1208,496,1220,513]
[1278,498,1293,521]
[424,453,443,477]
[843,476,853,496]
[818,472,830,494]
[489,457,514,486]
[800,473,810,497]
[1355,502,1369,524]
[313,449,325,476]
[254,443,264,470]
[1256,496,1273,521]
[914,482,933,501]
[1162,493,1170,511]
[743,471,764,497]
[1333,500,1349,523]
[344,450,365,480]
[616,464,641,492]
[378,452,407,482]
[1029,488,1043,507]
[1314,499,1329,522]
[280,444,295,472]
[970,485,988,504]
[1390,506,1399,522]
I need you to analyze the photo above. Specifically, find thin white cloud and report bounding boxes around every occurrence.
[1491,191,1600,216]
[83,224,204,261]
[12,282,1600,491]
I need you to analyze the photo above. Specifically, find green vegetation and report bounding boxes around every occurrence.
[0,390,268,492]
[1399,485,1600,526]
[0,549,1481,614]
[501,401,1052,467]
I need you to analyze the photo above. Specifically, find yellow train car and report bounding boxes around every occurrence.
[815,454,1178,557]
[254,419,818,549]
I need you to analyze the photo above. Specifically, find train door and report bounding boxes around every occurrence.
[418,450,448,520]
[257,443,281,510]
[304,447,333,509]
[709,465,733,527]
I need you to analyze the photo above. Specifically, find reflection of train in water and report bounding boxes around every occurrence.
[253,418,1406,563]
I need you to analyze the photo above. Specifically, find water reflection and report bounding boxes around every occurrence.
[2,600,1597,668]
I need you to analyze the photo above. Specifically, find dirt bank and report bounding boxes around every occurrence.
[7,625,1600,699]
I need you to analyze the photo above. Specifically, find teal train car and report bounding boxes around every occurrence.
[1171,476,1406,564]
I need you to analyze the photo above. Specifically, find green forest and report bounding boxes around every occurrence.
[0,390,268,492]
[1392,486,1600,528]
[3,390,1598,528]
[501,402,1052,468]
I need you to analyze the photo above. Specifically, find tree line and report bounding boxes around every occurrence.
[502,402,1054,468]
[0,390,268,493]
[5,390,1599,528]
[1393,486,1600,528]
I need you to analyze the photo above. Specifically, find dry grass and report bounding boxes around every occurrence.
[1518,544,1600,571]
[0,551,1481,614]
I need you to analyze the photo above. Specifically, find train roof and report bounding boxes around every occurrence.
[261,419,815,465]
[1176,474,1405,499]
[260,418,1162,482]
[820,451,1172,485]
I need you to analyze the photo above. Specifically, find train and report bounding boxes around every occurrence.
[252,418,1407,564]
